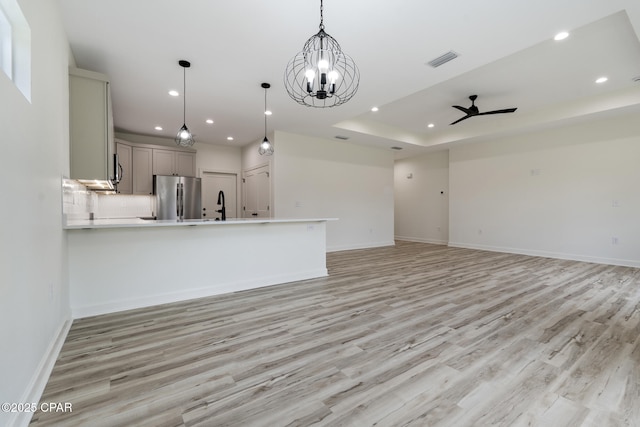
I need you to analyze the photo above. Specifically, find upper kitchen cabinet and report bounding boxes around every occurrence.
[115,138,196,194]
[153,149,196,177]
[69,67,115,182]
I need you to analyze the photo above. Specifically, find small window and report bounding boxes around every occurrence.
[0,0,30,101]
[0,4,11,79]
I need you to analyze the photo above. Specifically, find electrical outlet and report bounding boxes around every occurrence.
[612,237,619,245]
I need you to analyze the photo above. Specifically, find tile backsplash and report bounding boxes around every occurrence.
[62,178,155,221]
[62,178,96,221]
[96,193,154,218]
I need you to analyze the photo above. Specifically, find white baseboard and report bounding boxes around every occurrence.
[394,236,448,245]
[448,241,640,268]
[10,318,72,427]
[327,240,395,252]
[72,269,328,319]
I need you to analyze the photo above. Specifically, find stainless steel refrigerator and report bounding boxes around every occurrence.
[154,175,202,220]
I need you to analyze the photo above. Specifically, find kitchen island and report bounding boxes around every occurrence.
[66,218,334,318]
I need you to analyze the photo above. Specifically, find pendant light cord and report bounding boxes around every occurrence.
[319,0,324,30]
[183,66,186,123]
[264,88,268,137]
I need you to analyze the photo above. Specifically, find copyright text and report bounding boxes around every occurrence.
[1,402,73,413]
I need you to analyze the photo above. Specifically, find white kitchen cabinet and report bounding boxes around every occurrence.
[69,67,115,181]
[175,151,196,176]
[152,149,195,177]
[113,139,196,195]
[115,142,132,194]
[132,147,153,194]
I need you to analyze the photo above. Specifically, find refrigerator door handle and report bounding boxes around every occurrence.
[179,183,184,220]
[176,183,180,219]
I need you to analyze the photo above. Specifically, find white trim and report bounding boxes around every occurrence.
[448,241,640,268]
[327,240,395,252]
[394,236,448,246]
[10,318,72,427]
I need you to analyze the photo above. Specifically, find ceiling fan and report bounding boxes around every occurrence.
[450,95,517,125]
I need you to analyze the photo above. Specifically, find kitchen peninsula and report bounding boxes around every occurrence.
[65,217,334,318]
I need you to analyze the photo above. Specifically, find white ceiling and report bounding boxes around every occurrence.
[57,1,640,158]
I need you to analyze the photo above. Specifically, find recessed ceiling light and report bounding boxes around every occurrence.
[427,123,435,128]
[205,119,214,124]
[154,126,163,131]
[371,107,379,112]
[168,90,179,97]
[595,76,608,84]
[264,110,272,116]
[554,31,569,41]
[227,136,234,141]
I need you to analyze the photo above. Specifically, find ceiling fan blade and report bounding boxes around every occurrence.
[450,115,472,125]
[452,105,473,114]
[477,108,518,115]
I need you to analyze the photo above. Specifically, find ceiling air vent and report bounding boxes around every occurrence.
[334,135,350,140]
[390,146,403,150]
[427,51,459,68]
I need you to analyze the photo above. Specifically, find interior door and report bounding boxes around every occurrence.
[201,172,237,220]
[242,164,270,218]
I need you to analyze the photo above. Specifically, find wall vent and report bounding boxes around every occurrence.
[427,51,459,68]
[334,135,349,140]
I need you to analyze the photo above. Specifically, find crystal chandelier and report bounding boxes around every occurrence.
[284,0,359,108]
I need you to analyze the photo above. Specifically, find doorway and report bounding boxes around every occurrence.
[201,172,237,220]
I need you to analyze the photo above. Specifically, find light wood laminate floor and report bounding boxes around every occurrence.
[31,242,640,426]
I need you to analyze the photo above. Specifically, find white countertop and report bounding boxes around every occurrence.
[64,217,336,230]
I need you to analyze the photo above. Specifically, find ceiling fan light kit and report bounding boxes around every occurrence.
[450,94,517,125]
[175,60,195,146]
[284,0,359,108]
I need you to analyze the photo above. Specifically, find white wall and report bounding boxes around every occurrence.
[273,131,395,251]
[0,1,72,426]
[449,113,640,267]
[394,151,449,244]
[242,134,272,171]
[195,142,242,175]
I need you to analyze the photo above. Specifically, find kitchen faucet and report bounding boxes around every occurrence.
[216,190,226,221]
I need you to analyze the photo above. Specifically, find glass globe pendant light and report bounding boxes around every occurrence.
[175,60,195,147]
[258,82,274,155]
[284,0,359,108]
